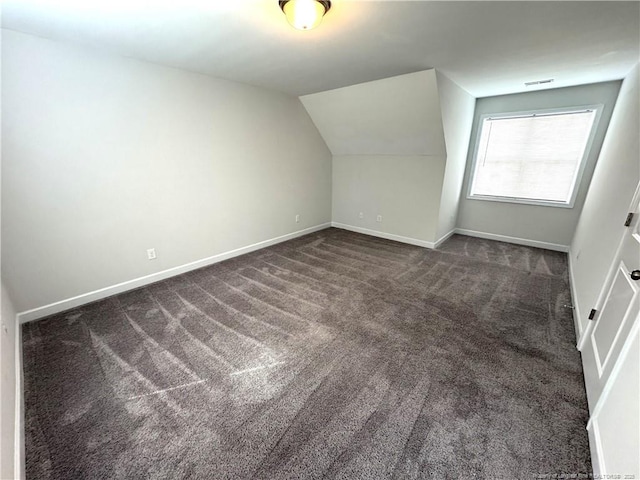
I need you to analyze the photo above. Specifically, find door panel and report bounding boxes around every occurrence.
[587,321,639,478]
[591,263,639,375]
[582,186,640,476]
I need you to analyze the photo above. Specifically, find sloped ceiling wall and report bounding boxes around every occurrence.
[301,69,471,245]
[300,70,446,156]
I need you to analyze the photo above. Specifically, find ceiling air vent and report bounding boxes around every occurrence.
[525,79,555,87]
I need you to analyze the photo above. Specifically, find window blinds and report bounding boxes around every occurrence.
[470,109,597,204]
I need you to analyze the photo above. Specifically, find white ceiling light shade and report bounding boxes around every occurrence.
[279,0,331,31]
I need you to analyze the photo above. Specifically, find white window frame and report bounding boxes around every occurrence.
[466,104,603,208]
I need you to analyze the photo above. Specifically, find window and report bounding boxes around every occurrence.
[468,105,601,207]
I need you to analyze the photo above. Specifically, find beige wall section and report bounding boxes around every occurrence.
[570,65,640,336]
[332,155,446,242]
[302,69,449,244]
[434,72,475,241]
[300,70,446,156]
[456,81,622,247]
[0,284,17,480]
[1,30,332,313]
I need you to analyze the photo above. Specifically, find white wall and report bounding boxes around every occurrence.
[570,65,640,338]
[302,70,454,245]
[302,69,476,246]
[0,283,17,480]
[300,70,446,156]
[332,155,446,243]
[456,81,622,248]
[434,72,475,240]
[0,26,19,480]
[1,30,332,314]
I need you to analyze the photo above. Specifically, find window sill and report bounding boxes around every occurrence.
[467,194,575,209]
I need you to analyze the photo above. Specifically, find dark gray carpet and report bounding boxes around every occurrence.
[23,228,591,479]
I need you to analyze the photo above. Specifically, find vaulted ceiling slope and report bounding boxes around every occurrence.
[301,70,446,156]
[301,69,475,244]
[2,1,639,97]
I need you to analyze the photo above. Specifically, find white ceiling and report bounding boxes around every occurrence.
[2,1,639,97]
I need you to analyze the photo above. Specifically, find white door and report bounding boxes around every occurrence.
[586,319,639,477]
[582,187,640,477]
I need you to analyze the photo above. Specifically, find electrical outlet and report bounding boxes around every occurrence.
[359,212,364,219]
[147,248,157,260]
[295,214,300,223]
[376,215,382,222]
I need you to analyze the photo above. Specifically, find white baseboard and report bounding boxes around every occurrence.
[567,253,588,350]
[434,229,456,248]
[15,224,571,324]
[586,421,603,476]
[14,321,24,480]
[330,222,435,249]
[454,228,570,253]
[17,223,331,324]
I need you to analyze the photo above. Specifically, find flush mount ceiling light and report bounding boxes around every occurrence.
[279,0,331,31]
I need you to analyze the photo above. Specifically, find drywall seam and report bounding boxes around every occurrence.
[17,223,331,323]
[454,228,570,252]
[331,222,434,249]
